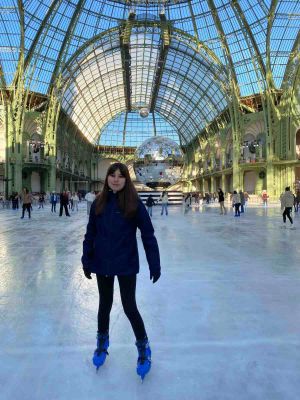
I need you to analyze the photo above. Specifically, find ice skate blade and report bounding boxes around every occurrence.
[93,349,109,370]
[137,364,151,381]
[139,372,147,382]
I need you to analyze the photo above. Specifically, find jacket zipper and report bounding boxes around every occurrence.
[106,200,114,276]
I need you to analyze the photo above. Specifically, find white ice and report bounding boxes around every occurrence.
[0,202,299,400]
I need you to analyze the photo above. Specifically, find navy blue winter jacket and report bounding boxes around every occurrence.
[81,192,161,276]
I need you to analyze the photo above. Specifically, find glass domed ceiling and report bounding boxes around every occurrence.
[109,1,190,4]
[98,111,180,147]
[0,0,299,145]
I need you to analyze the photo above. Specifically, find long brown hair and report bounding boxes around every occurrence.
[95,162,138,218]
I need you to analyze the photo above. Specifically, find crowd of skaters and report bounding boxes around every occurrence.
[0,188,96,218]
[145,191,168,217]
[181,188,299,228]
[181,190,249,216]
[1,186,300,227]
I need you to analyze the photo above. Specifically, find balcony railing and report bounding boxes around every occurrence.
[239,158,265,164]
[213,163,221,171]
[23,157,48,164]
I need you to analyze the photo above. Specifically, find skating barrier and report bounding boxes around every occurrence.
[138,191,183,205]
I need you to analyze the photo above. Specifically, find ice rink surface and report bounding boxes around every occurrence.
[0,202,299,400]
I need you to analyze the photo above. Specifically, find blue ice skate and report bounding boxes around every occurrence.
[135,338,151,380]
[93,333,109,371]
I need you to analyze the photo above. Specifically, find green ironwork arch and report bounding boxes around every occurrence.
[48,0,86,90]
[60,25,230,109]
[62,26,227,80]
[24,0,63,70]
[266,0,279,88]
[57,23,230,146]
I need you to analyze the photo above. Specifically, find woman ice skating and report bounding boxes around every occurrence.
[20,188,32,219]
[145,194,155,217]
[160,191,168,215]
[217,188,227,215]
[184,192,192,214]
[280,186,295,229]
[71,192,79,211]
[232,190,241,217]
[262,190,269,207]
[81,162,161,380]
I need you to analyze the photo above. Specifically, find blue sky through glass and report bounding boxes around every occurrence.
[0,0,299,145]
[98,111,180,147]
[0,0,297,92]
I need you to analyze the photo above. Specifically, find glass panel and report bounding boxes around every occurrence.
[98,111,180,147]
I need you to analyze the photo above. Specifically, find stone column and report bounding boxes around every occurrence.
[221,174,226,192]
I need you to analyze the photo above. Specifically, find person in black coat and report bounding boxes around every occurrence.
[218,188,227,215]
[145,194,156,217]
[59,190,70,217]
[81,162,161,377]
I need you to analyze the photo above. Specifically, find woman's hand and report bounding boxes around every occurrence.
[83,268,92,279]
[150,271,161,283]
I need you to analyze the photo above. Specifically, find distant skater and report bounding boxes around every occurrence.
[280,187,295,229]
[160,191,168,216]
[50,192,57,213]
[218,188,227,215]
[262,190,269,207]
[294,190,300,212]
[244,192,250,209]
[239,190,245,213]
[232,190,241,217]
[38,193,45,209]
[71,192,79,211]
[85,191,96,215]
[184,193,192,214]
[146,194,155,217]
[20,188,32,219]
[59,191,70,217]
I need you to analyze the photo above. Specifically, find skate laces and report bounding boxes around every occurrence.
[96,334,109,356]
[136,340,150,364]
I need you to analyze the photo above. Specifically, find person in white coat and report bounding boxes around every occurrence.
[85,191,96,215]
[232,190,241,217]
[280,187,295,228]
[159,191,168,216]
[71,192,79,211]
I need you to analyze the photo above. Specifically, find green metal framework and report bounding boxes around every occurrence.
[0,2,298,136]
[0,0,299,195]
[59,25,229,145]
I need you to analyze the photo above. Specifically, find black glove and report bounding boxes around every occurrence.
[150,271,161,284]
[83,268,92,280]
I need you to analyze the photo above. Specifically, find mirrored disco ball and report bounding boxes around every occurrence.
[139,108,149,118]
[134,136,184,188]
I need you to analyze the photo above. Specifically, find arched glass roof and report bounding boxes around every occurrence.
[0,0,299,145]
[60,25,228,144]
[99,111,179,147]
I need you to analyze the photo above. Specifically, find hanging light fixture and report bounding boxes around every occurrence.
[139,107,149,118]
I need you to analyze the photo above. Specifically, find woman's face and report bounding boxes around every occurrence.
[107,169,126,192]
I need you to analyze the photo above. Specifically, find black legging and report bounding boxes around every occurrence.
[234,203,241,216]
[22,203,31,218]
[59,203,70,216]
[283,207,293,224]
[96,274,146,341]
